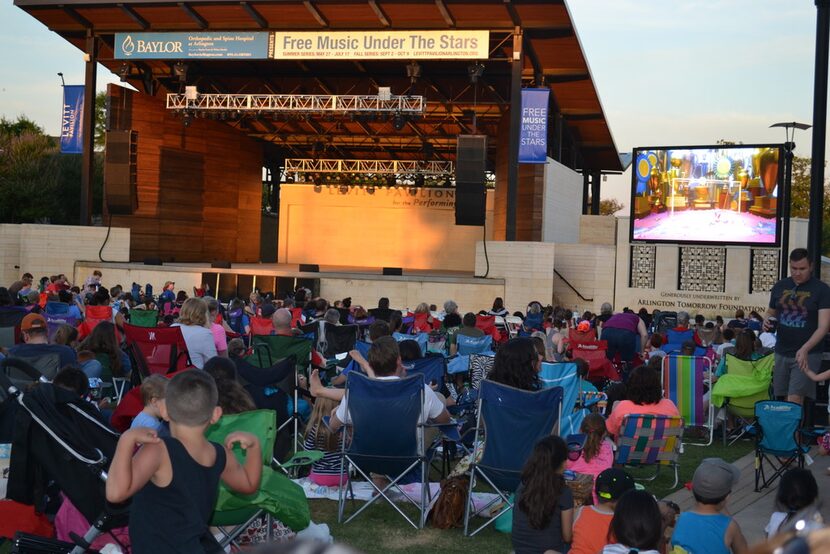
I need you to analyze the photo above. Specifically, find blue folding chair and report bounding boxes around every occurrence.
[338,372,432,528]
[539,362,585,436]
[44,302,70,315]
[393,332,428,356]
[456,334,493,356]
[463,380,563,536]
[353,340,371,359]
[754,400,808,491]
[404,355,446,391]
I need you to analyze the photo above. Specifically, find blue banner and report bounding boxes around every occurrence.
[115,32,271,59]
[518,88,550,164]
[60,85,84,154]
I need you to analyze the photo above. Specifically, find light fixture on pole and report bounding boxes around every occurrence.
[118,63,130,82]
[57,72,65,87]
[770,121,811,279]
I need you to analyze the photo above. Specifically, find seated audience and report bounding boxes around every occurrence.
[449,312,485,355]
[606,366,679,437]
[487,337,542,391]
[766,468,818,539]
[488,297,509,318]
[727,309,749,330]
[206,298,228,357]
[566,413,614,503]
[131,374,168,432]
[511,435,573,554]
[571,468,635,554]
[79,320,131,379]
[172,297,217,369]
[602,490,664,554]
[303,396,346,487]
[671,458,747,554]
[7,313,77,378]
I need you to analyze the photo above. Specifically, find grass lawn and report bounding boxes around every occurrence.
[307,438,755,553]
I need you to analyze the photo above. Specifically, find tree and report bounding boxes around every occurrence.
[95,91,106,150]
[599,198,624,215]
[788,155,830,255]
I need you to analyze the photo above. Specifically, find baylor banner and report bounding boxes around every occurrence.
[518,88,550,164]
[272,30,489,59]
[60,85,84,154]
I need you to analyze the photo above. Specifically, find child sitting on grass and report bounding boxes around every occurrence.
[130,375,167,432]
[303,396,346,487]
[106,370,262,553]
[566,413,614,504]
[671,458,748,554]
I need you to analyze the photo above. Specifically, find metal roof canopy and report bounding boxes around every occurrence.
[15,0,622,171]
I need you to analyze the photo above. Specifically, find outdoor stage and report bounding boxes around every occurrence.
[72,261,505,314]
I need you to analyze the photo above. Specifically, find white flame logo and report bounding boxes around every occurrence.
[122,35,135,56]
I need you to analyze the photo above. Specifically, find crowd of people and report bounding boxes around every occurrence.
[0,247,828,553]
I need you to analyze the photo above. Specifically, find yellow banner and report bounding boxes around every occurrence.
[271,30,489,60]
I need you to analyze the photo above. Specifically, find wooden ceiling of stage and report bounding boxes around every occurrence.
[15,0,623,171]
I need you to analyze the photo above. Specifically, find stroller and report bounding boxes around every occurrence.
[0,358,129,553]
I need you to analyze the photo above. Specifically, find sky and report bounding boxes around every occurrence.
[0,0,823,213]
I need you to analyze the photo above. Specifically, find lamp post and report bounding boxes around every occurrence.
[807,0,830,272]
[770,122,811,279]
[57,72,65,87]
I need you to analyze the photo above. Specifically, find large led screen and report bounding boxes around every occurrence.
[629,145,782,245]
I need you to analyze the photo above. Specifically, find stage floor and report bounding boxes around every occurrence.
[79,261,502,286]
[632,209,776,243]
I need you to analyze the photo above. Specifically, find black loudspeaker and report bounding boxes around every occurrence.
[299,264,320,273]
[211,260,232,269]
[143,257,162,265]
[105,130,138,215]
[383,267,403,276]
[455,135,487,226]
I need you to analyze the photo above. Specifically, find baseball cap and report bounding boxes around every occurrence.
[577,320,591,333]
[692,458,740,500]
[595,468,635,501]
[21,313,47,332]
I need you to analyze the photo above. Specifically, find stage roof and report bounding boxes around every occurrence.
[15,0,624,171]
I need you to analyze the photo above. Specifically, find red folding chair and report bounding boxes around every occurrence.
[572,340,619,382]
[412,312,439,333]
[250,315,275,336]
[77,305,118,341]
[475,314,506,343]
[123,323,191,376]
[568,327,597,344]
[290,307,305,328]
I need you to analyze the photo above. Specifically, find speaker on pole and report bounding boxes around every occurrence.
[455,135,487,226]
[104,130,138,215]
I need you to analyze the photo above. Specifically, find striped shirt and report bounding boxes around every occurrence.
[303,425,344,476]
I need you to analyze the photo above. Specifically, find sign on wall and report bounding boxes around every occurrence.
[115,32,272,59]
[59,85,84,154]
[272,30,488,59]
[518,88,550,164]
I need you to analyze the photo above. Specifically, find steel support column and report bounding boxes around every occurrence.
[80,30,97,225]
[808,0,830,269]
[506,28,523,241]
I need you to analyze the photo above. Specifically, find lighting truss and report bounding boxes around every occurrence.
[166,93,425,114]
[285,158,453,176]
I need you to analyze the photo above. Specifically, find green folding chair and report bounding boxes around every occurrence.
[128,309,158,328]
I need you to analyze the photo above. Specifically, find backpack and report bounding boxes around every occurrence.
[429,476,469,529]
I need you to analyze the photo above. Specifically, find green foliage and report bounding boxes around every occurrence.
[95,91,106,150]
[789,156,830,255]
[599,198,623,216]
[0,114,102,224]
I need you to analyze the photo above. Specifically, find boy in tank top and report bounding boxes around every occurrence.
[106,370,262,553]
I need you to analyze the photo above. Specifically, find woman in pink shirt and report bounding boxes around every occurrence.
[206,297,228,357]
[606,366,679,437]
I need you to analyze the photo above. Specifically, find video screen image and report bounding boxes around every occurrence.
[630,145,781,245]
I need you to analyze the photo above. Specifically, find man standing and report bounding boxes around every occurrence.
[765,248,830,404]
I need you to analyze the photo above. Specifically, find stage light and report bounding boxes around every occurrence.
[184,86,198,101]
[118,63,130,82]
[406,61,422,84]
[415,175,425,187]
[467,62,485,84]
[173,61,188,83]
[422,142,434,158]
[393,112,406,131]
[444,176,452,187]
[182,111,192,128]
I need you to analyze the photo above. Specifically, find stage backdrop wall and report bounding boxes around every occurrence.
[107,85,263,264]
[278,184,494,271]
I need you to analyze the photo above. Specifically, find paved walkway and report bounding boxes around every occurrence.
[665,446,830,546]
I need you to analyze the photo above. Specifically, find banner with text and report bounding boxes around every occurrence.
[272,30,489,59]
[59,85,84,154]
[518,88,550,164]
[115,32,271,59]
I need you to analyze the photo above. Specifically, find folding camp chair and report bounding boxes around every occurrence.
[539,362,585,436]
[712,353,773,445]
[663,329,705,356]
[208,409,310,548]
[0,307,27,350]
[337,372,432,529]
[403,355,446,391]
[250,316,275,337]
[44,302,70,315]
[77,305,115,341]
[128,309,158,328]
[569,327,597,344]
[412,312,438,334]
[754,400,808,491]
[503,316,523,338]
[614,414,684,489]
[572,340,619,383]
[463,380,563,536]
[456,334,493,356]
[393,332,428,356]
[661,354,714,446]
[43,313,78,343]
[475,315,503,343]
[123,323,190,376]
[321,323,359,358]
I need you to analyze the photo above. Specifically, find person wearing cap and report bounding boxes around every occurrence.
[570,468,635,554]
[671,458,748,554]
[7,313,77,379]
